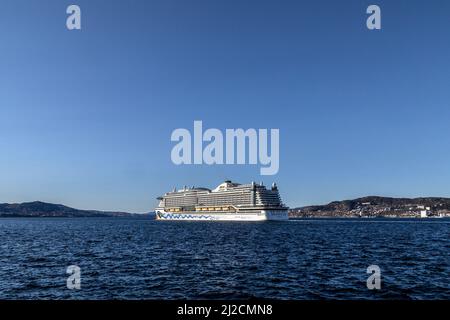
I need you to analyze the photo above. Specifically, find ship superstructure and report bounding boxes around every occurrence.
[155,180,288,221]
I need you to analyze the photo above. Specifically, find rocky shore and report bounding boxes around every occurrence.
[0,201,138,217]
[289,196,450,218]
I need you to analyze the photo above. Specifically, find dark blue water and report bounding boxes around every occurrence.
[0,217,448,300]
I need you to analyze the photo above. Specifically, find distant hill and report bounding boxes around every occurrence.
[290,196,450,218]
[0,201,140,217]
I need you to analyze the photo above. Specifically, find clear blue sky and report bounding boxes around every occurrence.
[1,0,450,212]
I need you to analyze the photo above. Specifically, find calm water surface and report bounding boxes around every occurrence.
[0,217,448,299]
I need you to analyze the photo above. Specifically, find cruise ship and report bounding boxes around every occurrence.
[155,180,289,221]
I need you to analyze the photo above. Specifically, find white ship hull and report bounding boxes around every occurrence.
[155,209,288,221]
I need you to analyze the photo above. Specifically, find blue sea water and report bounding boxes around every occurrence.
[0,217,448,300]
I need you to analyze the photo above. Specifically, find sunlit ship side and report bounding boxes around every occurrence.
[155,180,289,221]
